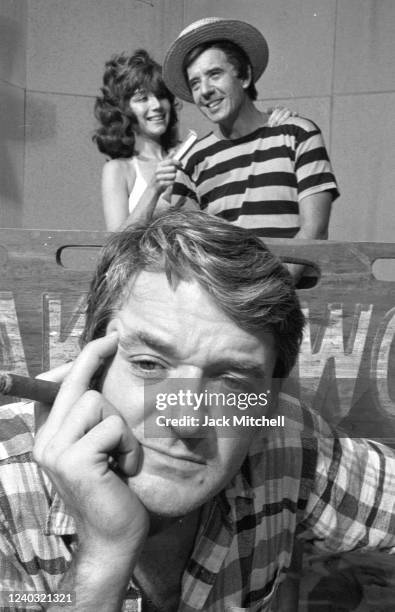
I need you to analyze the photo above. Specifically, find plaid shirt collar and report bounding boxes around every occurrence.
[42,452,257,611]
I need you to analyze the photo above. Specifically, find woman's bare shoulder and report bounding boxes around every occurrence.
[102,157,136,185]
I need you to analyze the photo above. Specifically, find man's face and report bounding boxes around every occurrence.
[186,47,250,129]
[101,271,276,517]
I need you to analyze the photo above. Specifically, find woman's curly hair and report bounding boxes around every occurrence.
[93,49,179,159]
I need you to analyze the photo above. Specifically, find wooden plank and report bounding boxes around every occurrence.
[0,229,104,375]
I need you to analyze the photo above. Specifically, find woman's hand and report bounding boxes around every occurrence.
[267,105,298,127]
[151,157,181,194]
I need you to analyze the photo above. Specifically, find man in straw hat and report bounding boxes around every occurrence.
[163,17,339,281]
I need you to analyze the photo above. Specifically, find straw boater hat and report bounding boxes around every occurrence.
[163,17,269,102]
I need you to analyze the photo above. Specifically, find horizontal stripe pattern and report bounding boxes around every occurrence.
[1,396,395,611]
[172,117,339,237]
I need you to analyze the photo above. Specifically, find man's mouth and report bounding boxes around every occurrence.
[142,443,206,467]
[204,99,222,111]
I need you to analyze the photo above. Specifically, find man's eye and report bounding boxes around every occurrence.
[137,360,158,370]
[130,359,166,376]
[221,377,249,392]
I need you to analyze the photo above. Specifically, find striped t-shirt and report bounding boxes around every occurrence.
[172,117,339,237]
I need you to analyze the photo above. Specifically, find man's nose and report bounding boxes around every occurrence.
[167,375,209,438]
[200,78,214,98]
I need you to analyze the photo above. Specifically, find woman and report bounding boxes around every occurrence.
[93,49,181,230]
[94,49,294,231]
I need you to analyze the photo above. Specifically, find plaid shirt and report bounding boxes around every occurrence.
[0,396,394,612]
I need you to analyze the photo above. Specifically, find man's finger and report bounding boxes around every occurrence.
[34,362,75,433]
[39,332,118,441]
[73,414,141,476]
[36,361,74,382]
[35,390,140,474]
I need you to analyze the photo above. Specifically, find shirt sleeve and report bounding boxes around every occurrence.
[171,166,200,209]
[300,428,395,553]
[0,403,72,602]
[293,118,340,202]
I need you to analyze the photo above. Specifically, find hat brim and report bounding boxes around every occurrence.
[163,19,269,102]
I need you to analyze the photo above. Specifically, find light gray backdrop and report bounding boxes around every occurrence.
[0,0,394,244]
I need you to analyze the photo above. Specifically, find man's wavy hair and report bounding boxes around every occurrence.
[93,49,179,159]
[81,212,304,379]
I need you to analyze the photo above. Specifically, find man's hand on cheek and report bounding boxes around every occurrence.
[33,332,149,566]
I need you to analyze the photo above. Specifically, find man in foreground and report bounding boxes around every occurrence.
[164,17,339,281]
[0,211,394,612]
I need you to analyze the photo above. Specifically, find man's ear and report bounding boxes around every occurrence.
[242,65,252,90]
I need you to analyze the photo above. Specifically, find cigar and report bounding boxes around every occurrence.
[173,129,198,161]
[0,372,60,404]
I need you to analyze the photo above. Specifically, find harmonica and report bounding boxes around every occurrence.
[173,129,198,161]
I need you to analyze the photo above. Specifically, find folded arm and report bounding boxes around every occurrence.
[286,191,333,282]
[301,432,395,553]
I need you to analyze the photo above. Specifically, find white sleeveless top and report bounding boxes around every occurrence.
[128,157,149,213]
